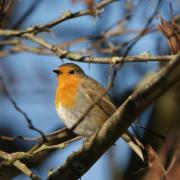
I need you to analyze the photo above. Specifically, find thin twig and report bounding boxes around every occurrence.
[12,1,42,29]
[0,76,47,142]
[122,0,163,58]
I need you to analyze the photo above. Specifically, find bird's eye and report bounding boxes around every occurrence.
[69,69,75,74]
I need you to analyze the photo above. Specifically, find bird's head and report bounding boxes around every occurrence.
[53,63,85,77]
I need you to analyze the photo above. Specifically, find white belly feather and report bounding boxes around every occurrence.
[56,91,108,136]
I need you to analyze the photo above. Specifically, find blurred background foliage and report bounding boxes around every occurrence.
[0,0,180,179]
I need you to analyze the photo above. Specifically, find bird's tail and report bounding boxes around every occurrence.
[122,131,147,162]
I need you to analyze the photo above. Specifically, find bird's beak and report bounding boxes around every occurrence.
[53,69,59,75]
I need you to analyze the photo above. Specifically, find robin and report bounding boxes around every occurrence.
[53,63,145,161]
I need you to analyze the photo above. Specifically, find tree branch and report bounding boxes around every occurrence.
[0,150,40,180]
[0,0,119,36]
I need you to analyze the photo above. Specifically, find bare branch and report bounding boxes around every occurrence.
[0,150,40,180]
[123,0,163,57]
[12,1,42,30]
[0,35,174,63]
[0,0,119,36]
[0,76,47,141]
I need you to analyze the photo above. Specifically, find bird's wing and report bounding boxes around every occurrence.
[80,76,147,162]
[80,75,116,116]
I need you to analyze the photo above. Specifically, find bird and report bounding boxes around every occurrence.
[53,63,146,161]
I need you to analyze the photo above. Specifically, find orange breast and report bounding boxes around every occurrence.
[55,74,82,108]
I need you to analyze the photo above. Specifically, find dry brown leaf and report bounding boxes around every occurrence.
[158,16,180,54]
